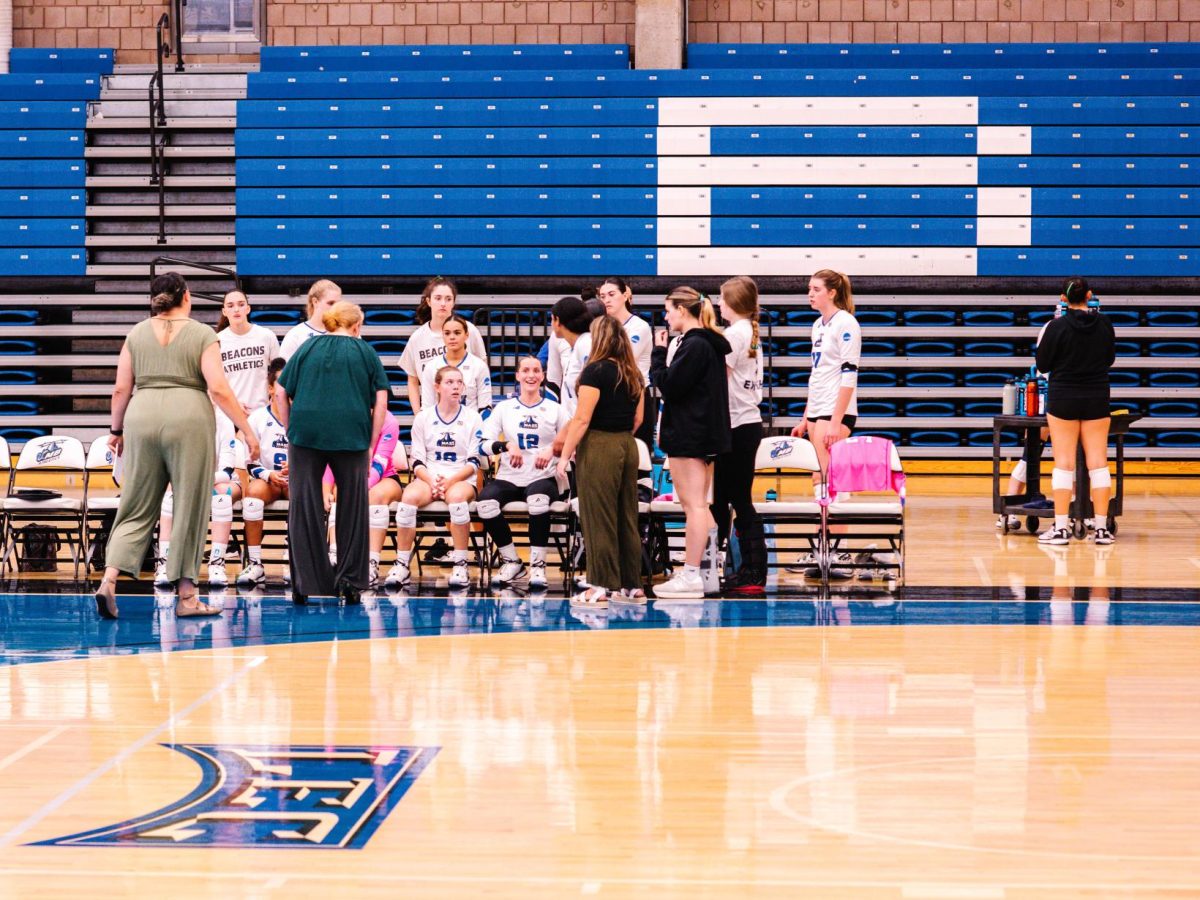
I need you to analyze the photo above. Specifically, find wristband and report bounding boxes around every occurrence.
[109,428,123,436]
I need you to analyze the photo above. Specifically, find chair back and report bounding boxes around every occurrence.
[827,436,906,504]
[15,435,86,472]
[0,436,10,472]
[753,436,821,474]
[85,438,116,471]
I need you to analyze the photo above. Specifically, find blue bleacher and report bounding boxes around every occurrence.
[980,96,1200,125]
[259,44,629,72]
[237,98,662,129]
[235,127,658,158]
[0,75,103,101]
[237,217,657,246]
[710,218,977,247]
[236,186,658,217]
[9,49,114,75]
[237,247,658,277]
[236,157,659,187]
[0,189,85,218]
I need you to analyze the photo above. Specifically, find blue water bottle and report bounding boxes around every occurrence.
[1016,376,1027,415]
[1037,376,1048,416]
[765,488,778,502]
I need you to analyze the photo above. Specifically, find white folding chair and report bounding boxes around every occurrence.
[751,435,824,577]
[822,436,906,585]
[1,435,88,579]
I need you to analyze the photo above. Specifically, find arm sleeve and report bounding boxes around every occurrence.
[265,330,281,363]
[649,338,710,402]
[369,347,390,394]
[398,332,420,377]
[468,323,488,363]
[545,336,563,389]
[477,405,503,458]
[368,416,400,488]
[838,318,862,389]
[1101,317,1116,369]
[465,411,484,469]
[278,328,298,362]
[477,358,493,409]
[419,362,435,411]
[1035,321,1059,374]
[409,413,427,470]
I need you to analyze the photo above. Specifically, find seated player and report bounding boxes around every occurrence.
[237,359,289,587]
[418,314,492,412]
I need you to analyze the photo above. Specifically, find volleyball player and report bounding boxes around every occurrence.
[237,358,289,587]
[216,290,280,419]
[417,314,492,411]
[385,366,484,590]
[597,277,655,449]
[279,279,341,360]
[398,277,487,414]
[476,356,569,589]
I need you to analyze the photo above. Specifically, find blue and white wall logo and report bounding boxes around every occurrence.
[37,744,437,849]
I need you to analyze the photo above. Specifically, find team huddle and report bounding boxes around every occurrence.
[154,269,863,602]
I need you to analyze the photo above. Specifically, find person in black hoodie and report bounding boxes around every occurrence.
[1034,276,1117,546]
[650,286,733,599]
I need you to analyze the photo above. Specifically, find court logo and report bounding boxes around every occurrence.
[36,743,438,850]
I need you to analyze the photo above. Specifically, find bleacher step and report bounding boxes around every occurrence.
[85,145,235,159]
[85,234,236,248]
[94,100,239,118]
[86,117,237,130]
[100,88,247,101]
[86,263,239,278]
[85,175,236,188]
[85,204,236,217]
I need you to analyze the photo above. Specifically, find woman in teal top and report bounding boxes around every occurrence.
[276,300,390,604]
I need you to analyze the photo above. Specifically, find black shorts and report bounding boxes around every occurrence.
[479,477,562,507]
[385,473,404,486]
[1047,390,1110,421]
[807,413,857,434]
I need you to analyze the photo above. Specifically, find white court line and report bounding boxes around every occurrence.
[0,726,70,776]
[972,557,993,588]
[1188,558,1200,570]
[0,655,267,847]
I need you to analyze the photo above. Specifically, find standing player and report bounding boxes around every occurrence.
[216,290,280,421]
[418,314,493,412]
[597,277,655,449]
[279,279,341,361]
[476,356,569,589]
[385,367,484,590]
[399,277,487,414]
[237,358,289,587]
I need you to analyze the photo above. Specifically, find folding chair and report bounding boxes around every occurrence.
[751,436,824,577]
[480,468,574,591]
[1,435,88,579]
[821,436,907,585]
[84,438,121,572]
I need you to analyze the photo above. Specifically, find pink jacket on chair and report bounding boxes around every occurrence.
[826,436,906,505]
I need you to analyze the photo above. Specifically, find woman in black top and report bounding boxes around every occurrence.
[649,286,733,599]
[1034,277,1117,546]
[556,315,645,606]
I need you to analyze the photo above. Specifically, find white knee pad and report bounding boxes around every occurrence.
[1011,459,1027,483]
[327,503,336,525]
[476,498,502,520]
[1089,466,1112,489]
[396,502,418,529]
[160,492,173,517]
[369,504,390,530]
[448,501,471,526]
[527,493,551,517]
[210,492,234,523]
[242,496,265,522]
[1051,467,1075,491]
[213,468,233,486]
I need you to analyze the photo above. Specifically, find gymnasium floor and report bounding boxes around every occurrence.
[0,483,1197,896]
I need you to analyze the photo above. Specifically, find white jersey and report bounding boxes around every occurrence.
[724,318,764,428]
[622,313,653,381]
[279,321,324,361]
[478,396,568,487]
[246,405,289,479]
[398,320,488,377]
[418,350,493,411]
[409,405,484,479]
[216,430,247,482]
[218,324,280,412]
[546,333,570,396]
[560,332,592,418]
[807,308,861,418]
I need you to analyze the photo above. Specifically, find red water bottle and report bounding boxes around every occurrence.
[1025,378,1039,416]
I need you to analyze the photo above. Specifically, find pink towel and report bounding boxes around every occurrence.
[826,436,906,505]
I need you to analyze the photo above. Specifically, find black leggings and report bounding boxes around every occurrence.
[478,477,560,548]
[711,421,768,579]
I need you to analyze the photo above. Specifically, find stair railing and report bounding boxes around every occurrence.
[150,257,242,303]
[173,0,188,73]
[148,13,171,245]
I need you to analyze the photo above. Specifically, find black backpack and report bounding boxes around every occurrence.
[17,525,60,573]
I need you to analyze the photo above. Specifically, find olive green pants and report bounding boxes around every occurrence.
[575,429,641,592]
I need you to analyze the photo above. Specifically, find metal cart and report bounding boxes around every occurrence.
[991,412,1142,538]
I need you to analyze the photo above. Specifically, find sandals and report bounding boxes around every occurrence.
[175,591,223,618]
[570,586,609,607]
[94,577,118,620]
[613,588,647,604]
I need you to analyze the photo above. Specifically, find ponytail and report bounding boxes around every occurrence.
[720,275,760,359]
[149,271,187,316]
[666,286,724,335]
[813,268,854,315]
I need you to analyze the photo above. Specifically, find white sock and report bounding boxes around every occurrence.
[683,564,701,580]
[1054,515,1069,531]
[1094,514,1107,530]
[499,543,519,563]
[530,547,547,565]
[369,551,381,564]
[158,540,170,559]
[451,550,468,565]
[398,550,413,566]
[248,545,262,564]
[210,543,226,562]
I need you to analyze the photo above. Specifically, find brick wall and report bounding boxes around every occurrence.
[13,0,1200,66]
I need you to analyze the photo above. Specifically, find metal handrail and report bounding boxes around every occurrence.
[150,257,242,302]
[149,13,171,244]
[173,0,187,73]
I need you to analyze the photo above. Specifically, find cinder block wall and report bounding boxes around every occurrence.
[13,0,1200,65]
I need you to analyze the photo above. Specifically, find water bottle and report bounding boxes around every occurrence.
[1087,297,1101,313]
[1002,380,1017,415]
[1037,376,1048,415]
[1025,378,1039,416]
[1016,376,1027,415]
[765,488,778,502]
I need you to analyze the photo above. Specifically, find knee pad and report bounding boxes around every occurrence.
[160,492,173,517]
[369,504,390,530]
[1010,459,1027,483]
[396,502,418,530]
[327,503,336,525]
[210,492,233,523]
[1051,467,1075,491]
[242,496,265,522]
[527,493,551,517]
[1089,466,1112,490]
[476,498,502,520]
[213,468,233,486]
[448,501,471,526]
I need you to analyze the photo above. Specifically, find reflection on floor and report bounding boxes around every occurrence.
[2,582,1199,667]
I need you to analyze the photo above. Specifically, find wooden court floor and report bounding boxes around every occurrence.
[0,484,1197,896]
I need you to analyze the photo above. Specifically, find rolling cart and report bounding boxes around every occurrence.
[991,412,1141,538]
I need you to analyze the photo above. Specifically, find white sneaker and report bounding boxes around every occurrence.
[653,570,704,599]
[996,514,1020,531]
[368,558,380,588]
[384,561,411,589]
[153,557,171,588]
[828,552,854,580]
[493,559,526,585]
[1092,527,1114,545]
[528,560,548,590]
[236,560,266,587]
[448,561,471,589]
[207,558,228,587]
[1038,527,1071,546]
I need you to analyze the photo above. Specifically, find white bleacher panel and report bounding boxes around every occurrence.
[976,126,1032,155]
[656,187,711,216]
[658,247,978,277]
[657,156,978,186]
[656,126,711,156]
[976,217,1033,246]
[657,96,980,126]
[656,217,711,246]
[977,187,1032,216]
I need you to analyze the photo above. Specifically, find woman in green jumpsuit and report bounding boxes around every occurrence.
[94,273,260,619]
